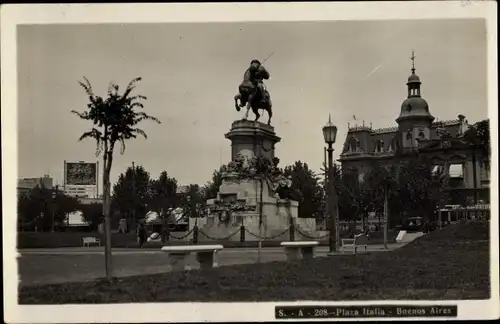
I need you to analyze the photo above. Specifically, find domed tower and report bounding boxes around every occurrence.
[396,51,435,150]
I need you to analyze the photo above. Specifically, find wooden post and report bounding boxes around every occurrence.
[383,188,389,249]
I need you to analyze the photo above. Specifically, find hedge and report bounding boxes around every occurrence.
[17,232,136,249]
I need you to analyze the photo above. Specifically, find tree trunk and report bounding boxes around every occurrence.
[361,212,366,231]
[103,150,114,280]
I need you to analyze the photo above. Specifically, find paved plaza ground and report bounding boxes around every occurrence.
[18,221,490,303]
[18,244,404,286]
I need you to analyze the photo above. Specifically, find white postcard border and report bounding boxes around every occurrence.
[1,2,498,323]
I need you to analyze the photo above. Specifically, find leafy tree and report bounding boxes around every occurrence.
[79,203,103,230]
[72,76,160,279]
[180,184,206,218]
[320,162,356,224]
[464,119,490,170]
[282,161,325,218]
[395,157,447,222]
[362,165,392,213]
[332,165,371,225]
[204,165,227,199]
[17,185,79,231]
[111,164,151,227]
[147,171,178,215]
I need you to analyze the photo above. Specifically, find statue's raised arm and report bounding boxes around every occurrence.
[256,65,270,80]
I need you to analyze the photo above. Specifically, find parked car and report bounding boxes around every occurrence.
[402,217,424,232]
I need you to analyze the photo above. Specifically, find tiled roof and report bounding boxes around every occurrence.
[372,126,398,134]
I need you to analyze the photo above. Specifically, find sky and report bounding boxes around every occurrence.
[17,19,488,188]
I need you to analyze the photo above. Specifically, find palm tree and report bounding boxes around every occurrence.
[72,77,160,280]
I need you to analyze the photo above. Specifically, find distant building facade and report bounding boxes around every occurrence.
[77,196,103,205]
[338,58,490,204]
[17,174,53,196]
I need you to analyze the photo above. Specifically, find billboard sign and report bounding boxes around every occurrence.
[65,162,98,186]
[176,185,190,194]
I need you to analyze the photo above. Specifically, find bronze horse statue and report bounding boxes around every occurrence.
[234,61,273,125]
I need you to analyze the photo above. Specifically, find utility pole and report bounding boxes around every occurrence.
[327,145,337,253]
[383,186,389,249]
[51,185,58,232]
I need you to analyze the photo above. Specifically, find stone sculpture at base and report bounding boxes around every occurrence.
[201,119,320,242]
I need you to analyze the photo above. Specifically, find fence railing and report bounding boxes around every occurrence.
[162,224,331,243]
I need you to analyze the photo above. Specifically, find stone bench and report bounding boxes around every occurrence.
[280,241,319,261]
[161,245,223,271]
[341,233,368,254]
[82,236,100,247]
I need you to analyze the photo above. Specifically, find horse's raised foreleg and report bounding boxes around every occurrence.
[234,94,241,112]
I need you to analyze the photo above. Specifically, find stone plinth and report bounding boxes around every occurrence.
[225,119,281,161]
[202,119,305,242]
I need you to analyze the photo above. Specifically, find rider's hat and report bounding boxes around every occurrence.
[251,59,261,65]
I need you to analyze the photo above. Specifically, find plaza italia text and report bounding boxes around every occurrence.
[331,307,454,317]
[280,306,454,317]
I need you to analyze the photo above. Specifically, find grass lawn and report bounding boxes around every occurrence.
[19,221,490,303]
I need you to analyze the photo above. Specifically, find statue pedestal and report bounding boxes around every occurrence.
[203,120,300,242]
[225,119,281,162]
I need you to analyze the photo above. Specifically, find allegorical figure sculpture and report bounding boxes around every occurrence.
[234,59,273,125]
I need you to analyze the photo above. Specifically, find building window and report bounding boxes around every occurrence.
[418,130,425,140]
[449,164,464,179]
[406,131,412,141]
[480,166,490,181]
[432,165,443,176]
[375,140,384,153]
[349,137,359,152]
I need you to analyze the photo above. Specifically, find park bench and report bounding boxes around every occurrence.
[82,236,100,247]
[280,241,319,261]
[341,233,368,254]
[161,245,223,271]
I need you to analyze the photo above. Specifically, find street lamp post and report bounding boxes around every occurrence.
[322,114,338,253]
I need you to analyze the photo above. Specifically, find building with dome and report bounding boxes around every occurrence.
[338,53,490,205]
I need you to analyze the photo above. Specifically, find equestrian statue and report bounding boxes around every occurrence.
[234,59,273,125]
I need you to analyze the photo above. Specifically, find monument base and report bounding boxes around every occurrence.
[199,119,323,242]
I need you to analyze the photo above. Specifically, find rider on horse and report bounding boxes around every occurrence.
[248,59,270,101]
[235,59,271,112]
